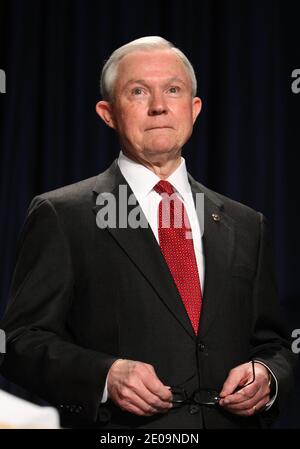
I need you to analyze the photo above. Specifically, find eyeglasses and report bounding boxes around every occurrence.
[170,387,221,408]
[170,360,256,408]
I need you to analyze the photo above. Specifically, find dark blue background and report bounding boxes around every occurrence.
[0,0,299,428]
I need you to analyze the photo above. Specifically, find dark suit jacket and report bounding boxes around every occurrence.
[0,160,295,428]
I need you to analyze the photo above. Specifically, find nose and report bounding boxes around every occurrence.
[148,91,168,116]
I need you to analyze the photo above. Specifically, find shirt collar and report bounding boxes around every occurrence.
[167,158,192,202]
[117,151,192,201]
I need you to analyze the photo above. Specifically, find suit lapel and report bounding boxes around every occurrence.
[189,175,235,339]
[92,161,196,341]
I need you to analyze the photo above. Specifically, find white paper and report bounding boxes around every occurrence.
[0,389,60,429]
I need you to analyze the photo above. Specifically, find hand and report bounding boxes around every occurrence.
[219,362,271,416]
[107,359,173,416]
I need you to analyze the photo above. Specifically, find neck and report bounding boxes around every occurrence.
[123,150,182,179]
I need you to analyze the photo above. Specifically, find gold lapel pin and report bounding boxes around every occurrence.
[212,213,220,222]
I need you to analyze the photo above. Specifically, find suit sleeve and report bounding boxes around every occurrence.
[0,197,118,424]
[249,213,296,424]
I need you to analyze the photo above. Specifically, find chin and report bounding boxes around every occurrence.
[145,138,179,154]
[145,147,178,157]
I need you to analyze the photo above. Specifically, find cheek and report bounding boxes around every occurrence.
[120,103,145,125]
[117,109,144,140]
[176,107,195,133]
[173,102,194,121]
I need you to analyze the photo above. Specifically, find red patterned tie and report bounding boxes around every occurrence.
[154,180,202,335]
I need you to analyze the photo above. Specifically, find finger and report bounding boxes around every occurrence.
[222,373,271,407]
[219,365,251,397]
[219,377,241,398]
[141,385,173,411]
[221,386,269,413]
[108,360,172,413]
[142,365,173,402]
[219,383,259,406]
[137,384,173,412]
[220,381,267,408]
[121,377,172,412]
[118,397,156,416]
[224,396,269,417]
[121,367,172,411]
[118,388,170,416]
[222,391,269,412]
[146,382,173,402]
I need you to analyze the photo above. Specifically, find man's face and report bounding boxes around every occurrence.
[97,50,201,163]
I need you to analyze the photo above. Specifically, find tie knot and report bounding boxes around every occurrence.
[154,180,174,196]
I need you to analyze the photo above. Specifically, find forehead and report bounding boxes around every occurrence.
[115,49,190,86]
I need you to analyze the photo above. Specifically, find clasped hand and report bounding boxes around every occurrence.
[107,359,271,417]
[218,361,272,416]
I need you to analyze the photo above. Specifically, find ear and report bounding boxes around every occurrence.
[95,101,116,129]
[192,97,202,124]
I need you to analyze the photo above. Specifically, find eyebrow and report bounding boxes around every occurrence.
[123,77,188,90]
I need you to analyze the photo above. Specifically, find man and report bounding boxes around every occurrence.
[0,36,295,429]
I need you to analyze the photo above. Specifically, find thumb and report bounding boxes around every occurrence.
[219,377,239,398]
[219,365,249,398]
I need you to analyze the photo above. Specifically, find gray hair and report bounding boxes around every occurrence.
[100,36,197,101]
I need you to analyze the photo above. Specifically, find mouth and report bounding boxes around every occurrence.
[145,126,173,131]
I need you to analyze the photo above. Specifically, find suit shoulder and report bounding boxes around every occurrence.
[190,176,262,225]
[29,176,98,213]
[215,191,261,222]
[29,160,119,213]
[24,161,119,224]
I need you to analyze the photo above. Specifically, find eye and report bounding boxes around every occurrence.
[131,87,143,95]
[168,86,180,94]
